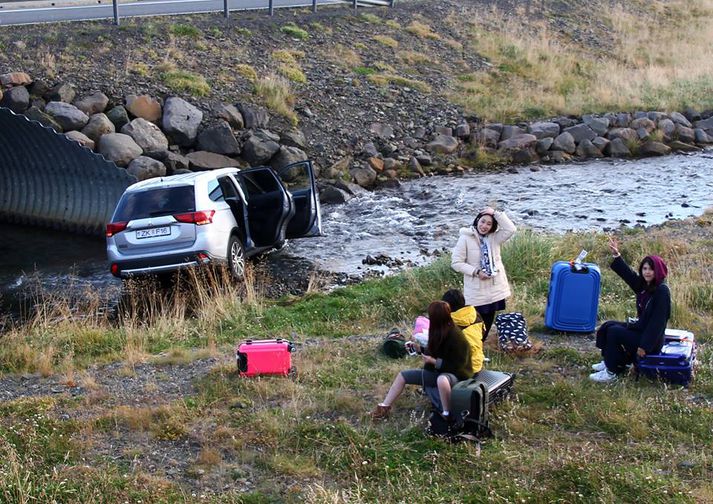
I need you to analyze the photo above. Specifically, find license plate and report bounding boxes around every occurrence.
[136,226,170,239]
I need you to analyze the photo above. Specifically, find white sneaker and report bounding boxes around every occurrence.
[589,369,617,382]
[591,361,606,372]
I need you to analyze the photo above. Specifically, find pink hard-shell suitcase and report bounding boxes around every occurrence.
[236,338,295,377]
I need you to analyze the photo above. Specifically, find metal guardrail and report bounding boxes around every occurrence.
[0,107,137,236]
[0,0,395,26]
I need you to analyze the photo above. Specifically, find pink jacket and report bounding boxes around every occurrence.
[451,211,517,307]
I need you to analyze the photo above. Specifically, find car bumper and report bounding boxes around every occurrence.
[110,251,224,278]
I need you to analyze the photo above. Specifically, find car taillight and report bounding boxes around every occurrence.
[174,210,215,225]
[110,263,120,276]
[106,222,128,237]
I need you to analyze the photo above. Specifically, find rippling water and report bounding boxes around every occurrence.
[288,150,713,273]
[1,150,712,314]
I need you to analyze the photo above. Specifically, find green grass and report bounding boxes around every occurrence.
[168,23,201,39]
[161,70,210,96]
[1,214,712,501]
[280,23,309,40]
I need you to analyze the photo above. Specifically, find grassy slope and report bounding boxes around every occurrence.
[1,212,712,502]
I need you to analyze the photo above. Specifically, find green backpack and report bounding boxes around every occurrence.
[382,328,407,359]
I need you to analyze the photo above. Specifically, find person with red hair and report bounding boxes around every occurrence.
[371,301,473,421]
[590,237,671,382]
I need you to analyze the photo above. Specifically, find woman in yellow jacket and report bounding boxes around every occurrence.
[442,289,484,376]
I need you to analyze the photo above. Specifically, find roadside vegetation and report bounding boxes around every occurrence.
[452,0,713,121]
[1,212,711,502]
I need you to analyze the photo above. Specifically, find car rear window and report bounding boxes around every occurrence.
[113,186,195,222]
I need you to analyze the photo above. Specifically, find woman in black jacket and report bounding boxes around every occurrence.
[371,301,473,420]
[590,237,671,382]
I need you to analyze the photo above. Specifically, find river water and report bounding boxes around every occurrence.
[1,150,712,317]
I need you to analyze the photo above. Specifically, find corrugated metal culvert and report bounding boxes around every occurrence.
[0,107,137,236]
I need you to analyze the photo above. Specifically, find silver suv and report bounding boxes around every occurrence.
[106,161,321,279]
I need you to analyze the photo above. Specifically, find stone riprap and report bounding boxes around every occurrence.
[2,71,713,206]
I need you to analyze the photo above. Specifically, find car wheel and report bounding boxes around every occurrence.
[228,236,246,281]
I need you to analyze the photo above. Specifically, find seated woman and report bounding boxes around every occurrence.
[371,301,473,421]
[590,236,671,382]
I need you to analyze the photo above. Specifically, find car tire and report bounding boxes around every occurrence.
[227,235,246,281]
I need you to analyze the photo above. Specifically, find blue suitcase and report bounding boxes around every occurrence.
[636,329,696,386]
[545,261,601,332]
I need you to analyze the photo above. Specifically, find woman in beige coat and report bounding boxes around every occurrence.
[451,207,516,340]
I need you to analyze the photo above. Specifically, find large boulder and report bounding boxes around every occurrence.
[592,137,610,152]
[27,79,50,98]
[280,128,307,149]
[270,146,308,170]
[106,105,130,131]
[694,116,713,134]
[536,137,554,155]
[657,119,676,140]
[675,125,696,144]
[217,104,244,129]
[669,112,692,128]
[196,121,240,156]
[607,127,638,142]
[552,132,576,153]
[162,97,203,147]
[319,184,353,204]
[606,138,632,158]
[500,125,526,140]
[695,129,712,144]
[528,121,560,139]
[24,106,63,132]
[476,128,501,148]
[45,101,89,131]
[575,138,603,158]
[46,82,75,103]
[81,113,115,143]
[242,133,280,165]
[0,72,32,87]
[582,115,610,136]
[186,151,239,170]
[65,130,95,150]
[640,141,671,156]
[350,163,377,187]
[127,156,167,181]
[73,91,109,115]
[562,123,597,144]
[630,117,656,133]
[454,122,471,139]
[0,85,30,113]
[497,134,537,151]
[669,140,699,152]
[98,133,143,167]
[125,94,162,122]
[426,134,459,154]
[162,151,191,174]
[323,156,351,179]
[237,103,269,129]
[121,117,169,156]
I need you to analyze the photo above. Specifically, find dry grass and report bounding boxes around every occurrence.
[324,44,362,68]
[453,0,713,121]
[235,63,258,82]
[397,50,431,65]
[367,73,432,93]
[254,74,298,125]
[406,20,441,40]
[373,35,399,48]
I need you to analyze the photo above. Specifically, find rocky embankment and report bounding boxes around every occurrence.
[2,68,713,206]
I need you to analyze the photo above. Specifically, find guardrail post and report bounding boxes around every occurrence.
[312,0,317,12]
[352,0,357,11]
[223,0,229,18]
[269,0,274,16]
[112,0,119,25]
[389,0,395,6]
